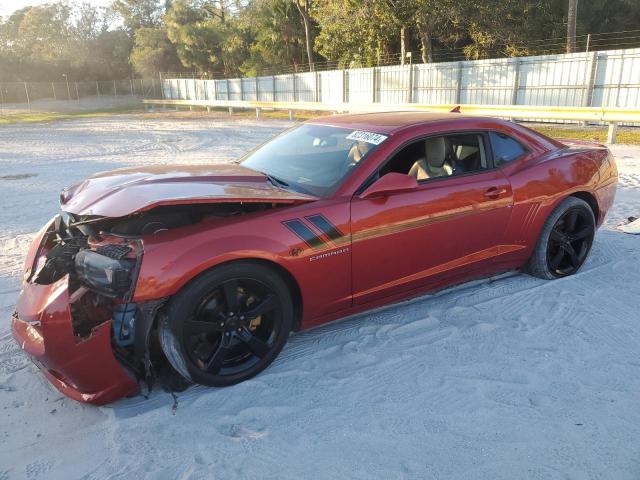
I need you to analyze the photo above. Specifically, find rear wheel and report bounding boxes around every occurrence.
[528,197,595,279]
[159,262,293,387]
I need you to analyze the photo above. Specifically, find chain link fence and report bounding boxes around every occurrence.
[0,78,162,111]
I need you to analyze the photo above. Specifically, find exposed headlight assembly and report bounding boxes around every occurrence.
[74,250,135,297]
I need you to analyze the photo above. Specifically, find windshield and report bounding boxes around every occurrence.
[241,124,386,196]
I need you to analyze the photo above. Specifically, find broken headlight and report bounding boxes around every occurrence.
[74,250,134,297]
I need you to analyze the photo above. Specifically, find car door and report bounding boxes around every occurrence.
[350,132,514,305]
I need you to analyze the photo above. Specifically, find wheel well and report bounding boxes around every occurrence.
[244,259,304,331]
[174,258,304,332]
[570,191,599,223]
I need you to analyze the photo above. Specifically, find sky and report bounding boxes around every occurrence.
[0,0,111,17]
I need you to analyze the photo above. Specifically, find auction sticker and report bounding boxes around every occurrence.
[346,130,388,145]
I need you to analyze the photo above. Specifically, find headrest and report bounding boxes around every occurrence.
[425,137,446,168]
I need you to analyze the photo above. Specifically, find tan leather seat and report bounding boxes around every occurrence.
[409,137,452,180]
[347,141,370,164]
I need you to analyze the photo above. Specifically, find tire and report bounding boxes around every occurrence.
[527,196,596,280]
[159,261,293,387]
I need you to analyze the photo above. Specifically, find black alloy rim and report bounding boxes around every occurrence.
[182,278,280,376]
[546,208,594,276]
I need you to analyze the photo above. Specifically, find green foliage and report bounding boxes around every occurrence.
[0,3,132,81]
[577,0,640,36]
[312,0,397,67]
[111,0,163,32]
[0,0,639,81]
[131,27,182,76]
[240,0,307,75]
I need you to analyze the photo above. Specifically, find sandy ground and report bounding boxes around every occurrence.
[0,116,639,479]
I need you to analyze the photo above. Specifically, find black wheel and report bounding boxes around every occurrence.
[158,262,293,387]
[528,197,595,279]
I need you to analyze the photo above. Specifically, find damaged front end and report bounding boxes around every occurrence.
[12,213,154,404]
[12,201,283,404]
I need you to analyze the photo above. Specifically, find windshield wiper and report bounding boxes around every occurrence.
[264,173,290,188]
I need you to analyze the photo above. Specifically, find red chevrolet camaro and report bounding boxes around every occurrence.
[12,111,618,404]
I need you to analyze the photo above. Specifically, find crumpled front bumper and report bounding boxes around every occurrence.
[11,217,138,405]
[12,276,139,405]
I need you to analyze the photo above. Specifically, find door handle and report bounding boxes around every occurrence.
[484,186,508,198]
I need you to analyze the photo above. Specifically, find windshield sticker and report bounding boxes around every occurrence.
[346,130,388,145]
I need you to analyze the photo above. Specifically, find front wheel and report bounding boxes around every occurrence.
[158,262,293,387]
[527,197,596,280]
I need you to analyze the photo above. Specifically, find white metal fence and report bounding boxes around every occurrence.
[162,48,640,110]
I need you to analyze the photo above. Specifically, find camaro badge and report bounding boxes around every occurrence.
[309,247,350,262]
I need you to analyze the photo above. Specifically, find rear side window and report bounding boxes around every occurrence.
[489,132,527,166]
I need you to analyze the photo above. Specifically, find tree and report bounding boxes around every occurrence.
[566,0,578,53]
[0,3,133,81]
[581,0,640,34]
[130,27,182,76]
[461,1,562,59]
[111,0,163,32]
[85,30,134,79]
[293,0,315,69]
[164,0,248,76]
[312,0,397,67]
[239,0,308,75]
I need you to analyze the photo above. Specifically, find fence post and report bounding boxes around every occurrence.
[75,82,80,102]
[583,51,598,108]
[52,82,56,101]
[372,67,377,103]
[293,74,298,103]
[272,76,276,102]
[455,62,463,104]
[159,72,165,99]
[255,76,260,101]
[24,82,31,111]
[407,64,415,104]
[315,71,320,103]
[114,80,117,97]
[96,81,100,97]
[607,122,618,144]
[511,58,520,105]
[343,70,348,104]
[226,78,231,101]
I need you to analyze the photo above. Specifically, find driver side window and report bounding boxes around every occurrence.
[380,133,488,182]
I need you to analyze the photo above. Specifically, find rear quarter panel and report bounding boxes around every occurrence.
[496,145,609,269]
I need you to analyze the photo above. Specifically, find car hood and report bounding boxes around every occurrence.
[60,163,318,218]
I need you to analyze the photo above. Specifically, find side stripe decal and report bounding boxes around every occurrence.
[305,214,344,243]
[282,219,325,250]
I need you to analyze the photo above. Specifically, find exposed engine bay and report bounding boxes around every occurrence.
[28,202,279,391]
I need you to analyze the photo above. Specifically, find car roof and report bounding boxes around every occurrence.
[307,110,481,134]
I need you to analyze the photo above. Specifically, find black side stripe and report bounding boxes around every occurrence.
[305,214,344,244]
[282,219,325,250]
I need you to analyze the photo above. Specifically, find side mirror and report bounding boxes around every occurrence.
[359,172,418,199]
